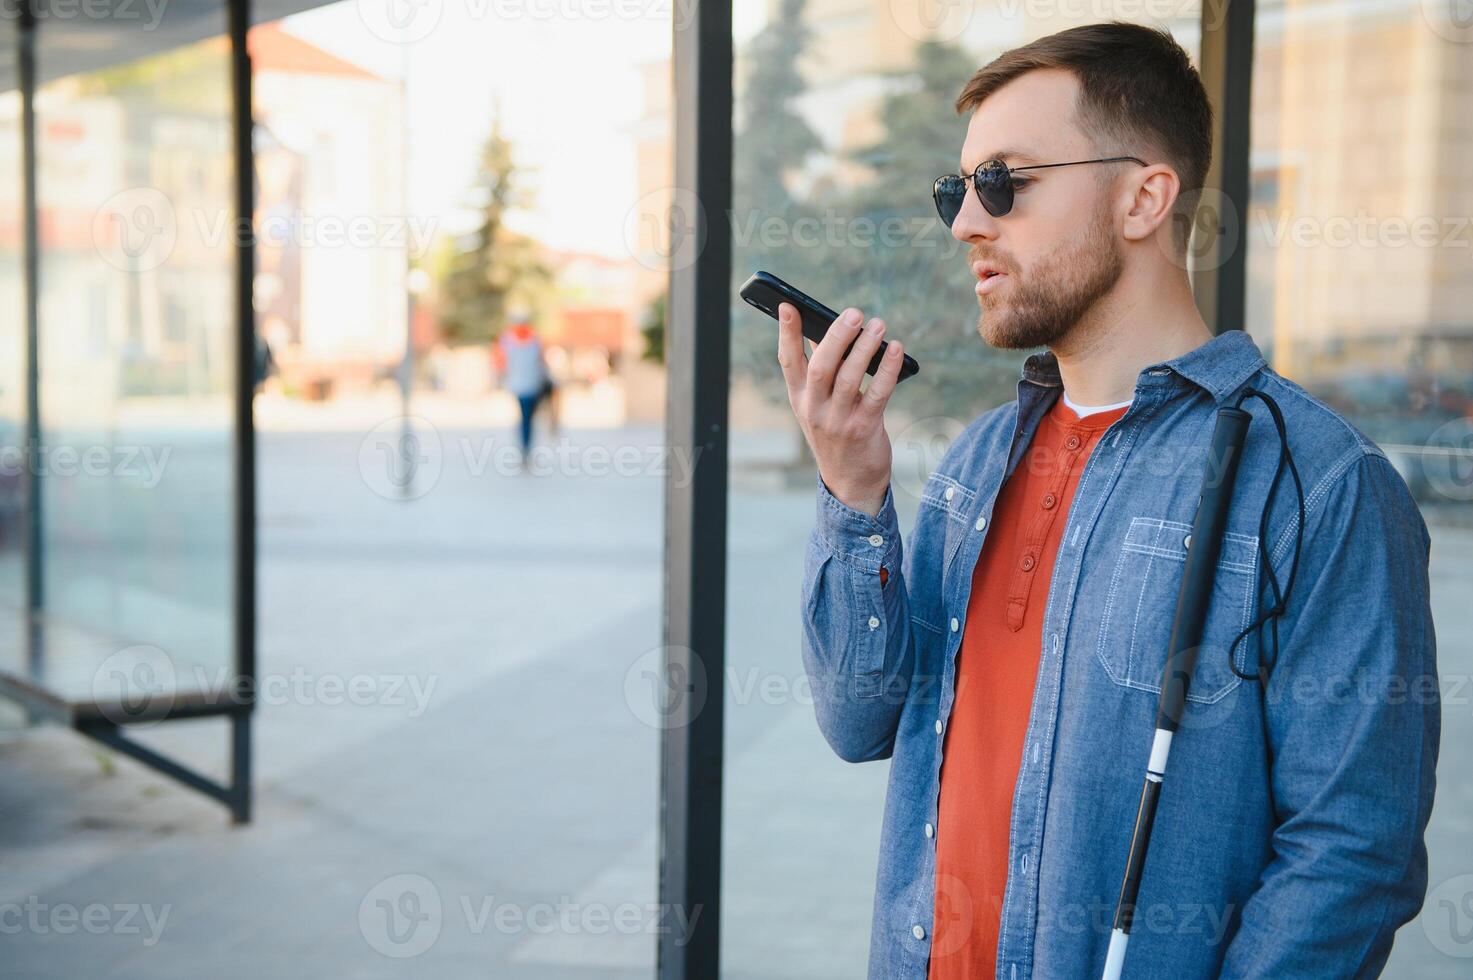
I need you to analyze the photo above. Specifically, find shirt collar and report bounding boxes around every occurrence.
[1021,329,1266,403]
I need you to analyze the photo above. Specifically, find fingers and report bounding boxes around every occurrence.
[775,302,808,405]
[855,339,904,422]
[805,307,866,404]
[832,316,885,402]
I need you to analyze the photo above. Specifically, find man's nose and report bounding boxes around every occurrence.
[950,189,1000,244]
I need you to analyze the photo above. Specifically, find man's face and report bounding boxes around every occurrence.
[951,69,1126,351]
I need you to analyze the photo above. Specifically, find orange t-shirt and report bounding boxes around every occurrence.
[927,395,1128,978]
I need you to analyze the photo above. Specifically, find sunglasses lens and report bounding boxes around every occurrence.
[933,175,966,227]
[974,161,1014,217]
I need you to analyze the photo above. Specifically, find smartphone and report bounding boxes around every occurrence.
[739,270,920,383]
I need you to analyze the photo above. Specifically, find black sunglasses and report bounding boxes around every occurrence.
[932,155,1148,225]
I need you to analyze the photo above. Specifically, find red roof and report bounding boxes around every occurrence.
[247,24,382,81]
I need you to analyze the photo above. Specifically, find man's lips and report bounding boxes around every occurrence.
[973,260,1009,296]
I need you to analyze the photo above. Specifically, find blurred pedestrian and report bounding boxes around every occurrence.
[494,311,549,468]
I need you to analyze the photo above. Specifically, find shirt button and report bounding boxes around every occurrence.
[868,615,880,630]
[924,822,935,838]
[1066,434,1082,451]
[868,533,884,547]
[975,516,987,531]
[935,719,943,735]
[944,486,955,501]
[1020,554,1036,571]
[1184,534,1192,549]
[912,925,926,940]
[950,617,959,632]
[1042,493,1056,509]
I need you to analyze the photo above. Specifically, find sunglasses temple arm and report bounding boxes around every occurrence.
[1010,156,1147,174]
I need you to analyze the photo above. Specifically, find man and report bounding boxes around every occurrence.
[779,22,1439,980]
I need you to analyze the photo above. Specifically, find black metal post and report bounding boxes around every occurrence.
[1193,0,1256,335]
[19,8,41,629]
[658,1,732,977]
[228,0,256,826]
[77,712,250,811]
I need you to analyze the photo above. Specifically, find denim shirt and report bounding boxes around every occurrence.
[800,329,1440,979]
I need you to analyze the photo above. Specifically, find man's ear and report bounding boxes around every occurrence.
[1120,164,1180,245]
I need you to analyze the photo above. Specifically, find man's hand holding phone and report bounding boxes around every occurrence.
[777,302,904,519]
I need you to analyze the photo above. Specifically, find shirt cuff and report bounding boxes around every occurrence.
[813,470,902,575]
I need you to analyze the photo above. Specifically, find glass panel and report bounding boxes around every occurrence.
[1246,4,1471,976]
[724,6,1201,976]
[0,23,23,687]
[33,19,234,707]
[7,5,673,980]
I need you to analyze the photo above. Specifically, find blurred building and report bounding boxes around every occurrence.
[1247,0,1473,414]
[542,246,637,356]
[624,56,674,423]
[249,24,407,399]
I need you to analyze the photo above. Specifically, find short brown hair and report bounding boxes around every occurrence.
[955,22,1213,247]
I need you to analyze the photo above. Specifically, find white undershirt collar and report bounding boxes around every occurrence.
[1062,390,1134,418]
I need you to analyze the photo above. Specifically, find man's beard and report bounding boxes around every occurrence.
[975,201,1123,351]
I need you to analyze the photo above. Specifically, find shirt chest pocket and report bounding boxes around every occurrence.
[919,471,978,593]
[1094,516,1259,704]
[902,471,978,640]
